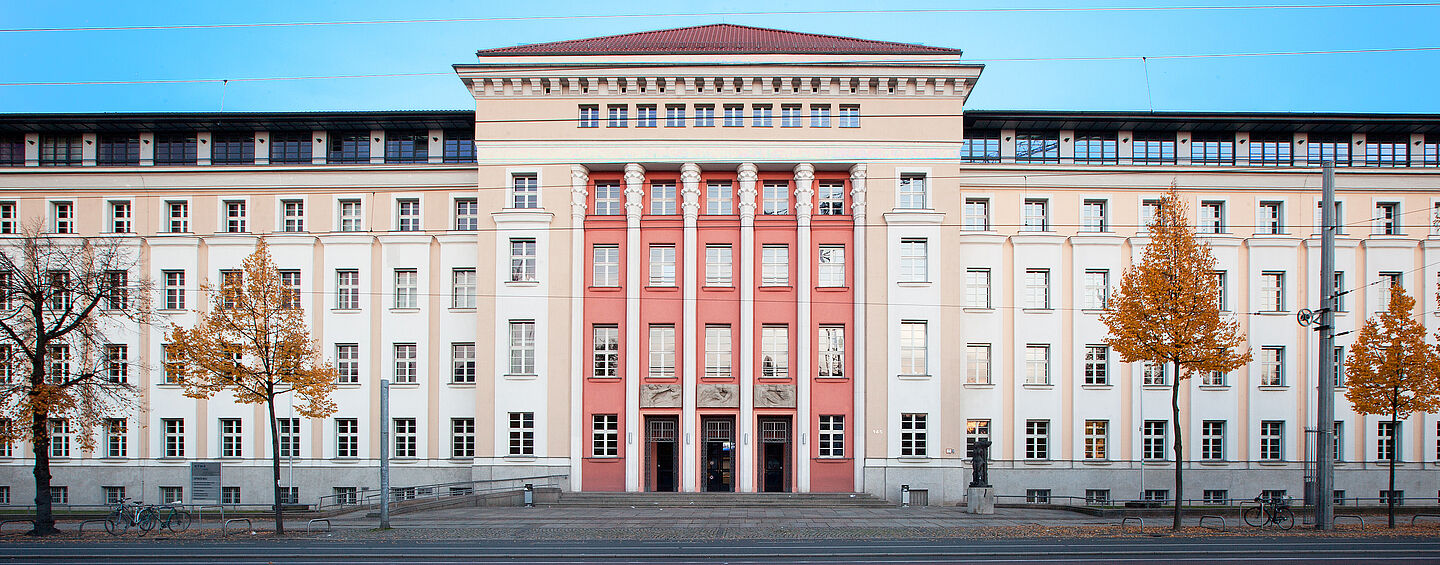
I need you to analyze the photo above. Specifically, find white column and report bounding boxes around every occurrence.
[569,165,589,491]
[793,163,815,493]
[680,162,702,492]
[736,162,759,493]
[623,163,646,491]
[849,164,868,492]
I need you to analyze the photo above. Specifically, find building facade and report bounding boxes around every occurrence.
[1,24,1438,507]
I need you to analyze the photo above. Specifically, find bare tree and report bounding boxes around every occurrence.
[0,223,147,536]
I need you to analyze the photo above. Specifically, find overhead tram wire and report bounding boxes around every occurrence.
[4,3,1440,34]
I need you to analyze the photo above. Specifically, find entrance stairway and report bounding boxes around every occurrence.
[551,491,893,508]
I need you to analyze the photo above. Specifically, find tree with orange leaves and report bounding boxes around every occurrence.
[1101,188,1251,530]
[167,239,336,534]
[1344,283,1439,528]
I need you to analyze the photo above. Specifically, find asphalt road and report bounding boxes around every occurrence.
[3,536,1440,564]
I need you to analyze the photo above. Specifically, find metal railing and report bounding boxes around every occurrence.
[314,473,567,511]
[993,493,1440,509]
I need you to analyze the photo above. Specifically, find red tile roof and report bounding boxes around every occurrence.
[476,24,962,56]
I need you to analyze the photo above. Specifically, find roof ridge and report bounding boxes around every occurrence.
[475,23,962,56]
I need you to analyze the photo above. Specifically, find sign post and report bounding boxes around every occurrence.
[190,462,222,505]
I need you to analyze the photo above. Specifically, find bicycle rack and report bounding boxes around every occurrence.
[195,504,226,525]
[0,519,34,532]
[76,519,111,534]
[1335,515,1365,528]
[1119,516,1144,531]
[1198,515,1228,531]
[305,519,331,533]
[222,518,252,536]
[1410,514,1440,526]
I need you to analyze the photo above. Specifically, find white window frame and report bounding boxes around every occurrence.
[817,415,844,457]
[705,325,732,379]
[1259,346,1285,386]
[1080,199,1108,232]
[648,324,676,379]
[760,325,789,378]
[817,325,844,378]
[897,175,927,209]
[966,344,991,384]
[898,239,928,283]
[963,198,989,230]
[1260,420,1284,461]
[337,198,363,232]
[817,245,845,288]
[1142,420,1167,461]
[454,197,478,230]
[109,200,133,233]
[1022,198,1049,232]
[650,182,677,215]
[509,320,536,375]
[336,343,360,384]
[510,173,539,209]
[1084,345,1109,386]
[451,268,476,308]
[762,181,789,215]
[1025,344,1051,385]
[392,343,417,384]
[761,245,789,286]
[898,321,928,376]
[396,198,421,231]
[509,239,537,283]
[335,269,360,310]
[1260,271,1285,312]
[900,413,927,457]
[451,343,476,383]
[1083,269,1109,310]
[594,182,622,215]
[1024,269,1051,309]
[393,269,418,309]
[593,325,619,378]
[222,200,247,233]
[1084,420,1109,460]
[649,245,676,286]
[593,245,620,287]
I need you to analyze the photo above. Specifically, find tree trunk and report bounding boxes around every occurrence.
[28,410,57,536]
[267,398,285,535]
[1387,412,1397,529]
[1171,361,1184,531]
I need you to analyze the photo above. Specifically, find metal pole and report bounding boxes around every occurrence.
[1315,161,1336,530]
[379,378,391,529]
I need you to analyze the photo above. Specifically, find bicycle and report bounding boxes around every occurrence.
[152,504,191,532]
[1243,495,1295,530]
[104,498,157,536]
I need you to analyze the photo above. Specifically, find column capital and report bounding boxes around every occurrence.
[736,163,759,220]
[849,164,868,218]
[680,163,702,220]
[793,163,815,219]
[570,165,590,219]
[623,163,646,219]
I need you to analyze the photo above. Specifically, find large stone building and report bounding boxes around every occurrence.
[1,24,1438,507]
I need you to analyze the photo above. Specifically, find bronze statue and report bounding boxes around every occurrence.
[970,438,992,488]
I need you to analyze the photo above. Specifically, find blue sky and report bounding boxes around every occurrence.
[1,0,1437,114]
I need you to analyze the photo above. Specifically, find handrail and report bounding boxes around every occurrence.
[315,473,567,510]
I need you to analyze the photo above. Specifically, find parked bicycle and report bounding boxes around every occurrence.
[1243,495,1295,530]
[152,504,191,533]
[104,498,156,535]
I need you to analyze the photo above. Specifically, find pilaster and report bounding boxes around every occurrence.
[736,162,758,492]
[793,163,815,492]
[848,163,868,492]
[568,165,589,490]
[680,162,702,491]
[623,163,645,491]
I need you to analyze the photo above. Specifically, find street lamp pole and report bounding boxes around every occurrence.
[379,378,391,529]
[1314,161,1336,530]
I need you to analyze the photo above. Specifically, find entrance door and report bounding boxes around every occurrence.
[757,417,791,493]
[701,416,735,492]
[645,416,678,492]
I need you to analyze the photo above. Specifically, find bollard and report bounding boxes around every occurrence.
[524,483,534,507]
[901,484,910,507]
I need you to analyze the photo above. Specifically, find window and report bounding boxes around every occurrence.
[649,245,676,286]
[963,198,989,230]
[751,104,773,127]
[104,486,126,506]
[817,415,844,458]
[0,135,18,165]
[1259,347,1284,386]
[636,105,657,128]
[761,326,789,378]
[1307,134,1351,166]
[1375,202,1400,235]
[390,269,418,308]
[509,239,537,282]
[1192,133,1235,165]
[1143,420,1167,460]
[1198,200,1225,233]
[817,326,844,378]
[46,271,71,312]
[328,132,369,164]
[97,134,140,166]
[105,419,127,458]
[723,104,744,127]
[1377,421,1399,461]
[898,239,927,282]
[1315,200,1344,234]
[965,269,991,308]
[900,413,927,457]
[393,418,416,458]
[593,325,619,378]
[1015,131,1060,163]
[1213,270,1229,311]
[451,343,476,383]
[451,268,476,308]
[335,270,359,309]
[1084,420,1108,460]
[1260,271,1285,311]
[1203,490,1229,505]
[705,325,732,378]
[1140,199,1162,231]
[578,105,599,128]
[1258,201,1284,234]
[52,201,73,234]
[278,270,300,309]
[1025,420,1049,459]
[1024,269,1050,309]
[761,245,788,286]
[650,182,677,215]
[39,134,81,165]
[1380,490,1404,506]
[965,344,991,384]
[451,418,475,458]
[442,130,475,163]
[511,174,538,209]
[838,104,860,128]
[105,201,134,233]
[1083,270,1109,310]
[218,270,242,310]
[648,325,676,378]
[1201,420,1225,461]
[809,104,831,128]
[817,182,845,215]
[693,104,715,127]
[333,487,358,505]
[592,414,618,457]
[1142,489,1169,503]
[153,133,197,165]
[1132,131,1176,165]
[104,270,129,310]
[1259,421,1284,461]
[1025,345,1050,385]
[594,182,621,215]
[1249,134,1292,166]
[1026,489,1052,504]
[338,199,363,231]
[897,175,927,209]
[1202,370,1227,387]
[162,344,183,384]
[212,133,254,165]
[1143,362,1167,386]
[508,412,535,456]
[48,418,70,458]
[162,418,185,458]
[965,419,991,459]
[1020,198,1049,231]
[105,344,128,383]
[220,418,242,458]
[385,131,427,163]
[335,418,358,458]
[593,246,620,287]
[961,130,1000,163]
[222,486,241,505]
[1084,345,1109,385]
[1074,132,1117,164]
[781,104,802,128]
[1378,271,1404,307]
[46,344,69,383]
[817,245,844,287]
[269,132,312,164]
[223,200,247,233]
[1333,346,1346,387]
[1081,199,1107,232]
[452,198,478,231]
[336,344,359,384]
[662,104,685,128]
[277,417,300,458]
[706,182,732,215]
[0,201,15,233]
[395,199,420,231]
[762,182,788,215]
[509,321,536,375]
[899,321,927,375]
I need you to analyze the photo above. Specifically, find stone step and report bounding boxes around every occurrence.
[551,492,893,508]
